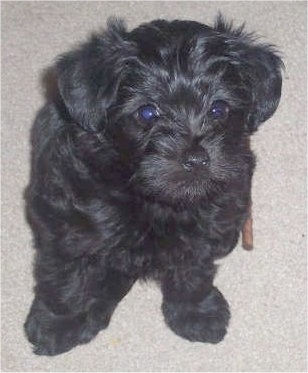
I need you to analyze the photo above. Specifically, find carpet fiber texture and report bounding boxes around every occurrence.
[1,1,307,371]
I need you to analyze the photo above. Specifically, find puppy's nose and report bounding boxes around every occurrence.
[182,146,210,171]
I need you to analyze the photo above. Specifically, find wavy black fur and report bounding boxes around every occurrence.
[24,16,283,355]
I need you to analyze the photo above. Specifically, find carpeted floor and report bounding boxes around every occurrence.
[1,1,307,371]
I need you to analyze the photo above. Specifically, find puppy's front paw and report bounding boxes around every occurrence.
[24,298,106,356]
[162,287,230,344]
[24,299,83,356]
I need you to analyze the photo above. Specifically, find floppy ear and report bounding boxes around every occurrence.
[215,15,283,132]
[239,43,283,132]
[56,19,136,132]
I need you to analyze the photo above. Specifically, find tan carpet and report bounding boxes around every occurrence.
[1,1,307,371]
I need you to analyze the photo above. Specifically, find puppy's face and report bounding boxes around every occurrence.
[112,62,247,204]
[56,18,283,205]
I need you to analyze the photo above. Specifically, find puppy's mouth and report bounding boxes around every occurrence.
[131,156,222,204]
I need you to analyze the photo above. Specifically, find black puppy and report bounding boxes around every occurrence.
[24,15,283,355]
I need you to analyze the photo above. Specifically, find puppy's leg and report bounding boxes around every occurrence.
[25,262,136,356]
[161,262,230,343]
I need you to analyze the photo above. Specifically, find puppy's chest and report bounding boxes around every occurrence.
[122,201,245,272]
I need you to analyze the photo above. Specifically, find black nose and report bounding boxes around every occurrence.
[182,146,210,171]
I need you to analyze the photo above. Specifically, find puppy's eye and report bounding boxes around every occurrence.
[209,100,229,121]
[138,105,160,123]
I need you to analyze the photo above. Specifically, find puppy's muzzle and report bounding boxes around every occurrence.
[182,145,210,172]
